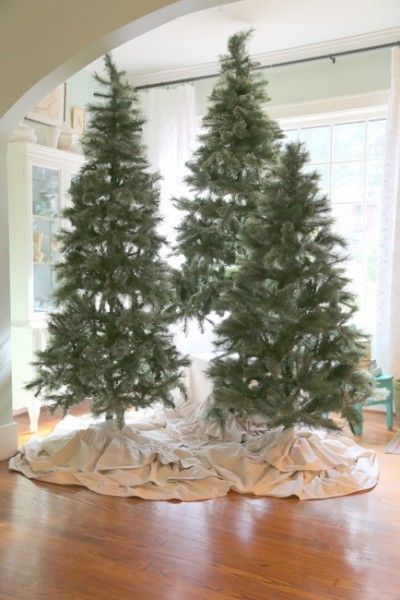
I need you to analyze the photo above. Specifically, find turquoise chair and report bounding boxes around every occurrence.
[354,373,394,436]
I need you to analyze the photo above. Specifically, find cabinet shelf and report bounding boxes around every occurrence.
[8,141,84,414]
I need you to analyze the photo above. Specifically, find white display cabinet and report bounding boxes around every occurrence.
[8,142,84,430]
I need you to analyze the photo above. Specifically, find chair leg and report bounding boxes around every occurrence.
[354,404,363,436]
[386,400,394,430]
[384,379,394,430]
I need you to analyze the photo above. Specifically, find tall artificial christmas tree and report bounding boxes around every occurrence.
[208,142,373,432]
[27,55,188,430]
[175,30,282,324]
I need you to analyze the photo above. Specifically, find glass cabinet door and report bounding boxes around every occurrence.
[32,165,61,313]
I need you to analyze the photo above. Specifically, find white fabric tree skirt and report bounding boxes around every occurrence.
[9,357,379,501]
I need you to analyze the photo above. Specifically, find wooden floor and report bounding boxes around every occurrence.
[0,411,399,600]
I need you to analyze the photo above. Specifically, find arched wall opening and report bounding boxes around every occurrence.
[0,0,231,459]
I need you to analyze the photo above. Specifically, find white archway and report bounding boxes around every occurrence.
[0,0,232,459]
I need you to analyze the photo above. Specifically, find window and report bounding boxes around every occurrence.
[282,111,386,337]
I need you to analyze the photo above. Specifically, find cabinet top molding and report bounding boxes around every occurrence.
[7,141,84,164]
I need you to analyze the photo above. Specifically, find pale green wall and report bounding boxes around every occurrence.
[194,48,391,115]
[21,68,100,146]
[65,68,100,127]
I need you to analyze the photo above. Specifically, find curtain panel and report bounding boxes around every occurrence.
[376,48,400,377]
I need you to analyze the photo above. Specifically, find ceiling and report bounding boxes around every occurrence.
[86,0,400,85]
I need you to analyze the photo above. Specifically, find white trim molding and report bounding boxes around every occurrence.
[268,90,389,123]
[0,421,18,461]
[130,28,400,88]
[196,91,389,124]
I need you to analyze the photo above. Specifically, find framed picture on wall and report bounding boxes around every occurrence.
[27,83,65,126]
[71,107,86,134]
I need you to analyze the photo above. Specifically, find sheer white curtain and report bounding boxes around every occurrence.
[375,48,400,377]
[139,84,215,358]
[140,85,197,262]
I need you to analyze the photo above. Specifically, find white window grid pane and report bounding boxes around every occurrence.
[332,121,366,162]
[367,118,386,159]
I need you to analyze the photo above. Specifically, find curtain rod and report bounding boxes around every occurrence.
[135,40,400,91]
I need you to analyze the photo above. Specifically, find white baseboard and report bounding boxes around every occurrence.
[12,407,28,416]
[0,422,18,461]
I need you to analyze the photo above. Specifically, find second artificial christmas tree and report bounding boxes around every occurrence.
[175,31,282,324]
